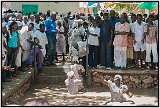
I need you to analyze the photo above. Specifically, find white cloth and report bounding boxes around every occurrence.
[132,21,146,41]
[146,43,158,63]
[114,48,127,68]
[56,26,66,53]
[65,64,85,95]
[34,30,48,57]
[22,21,29,27]
[133,41,146,52]
[71,46,79,62]
[65,78,81,95]
[27,20,35,25]
[33,22,40,32]
[15,47,22,67]
[20,27,34,50]
[132,21,146,52]
[2,34,7,66]
[77,41,87,57]
[107,80,127,102]
[19,26,35,61]
[88,26,100,46]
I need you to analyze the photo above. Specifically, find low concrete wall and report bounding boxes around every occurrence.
[2,68,34,106]
[90,69,158,88]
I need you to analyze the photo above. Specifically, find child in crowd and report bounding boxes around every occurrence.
[127,32,134,68]
[132,14,146,69]
[7,21,20,77]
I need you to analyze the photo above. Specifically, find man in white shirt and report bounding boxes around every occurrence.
[132,14,146,68]
[22,16,29,27]
[28,14,35,25]
[33,15,40,32]
[26,23,48,73]
[20,23,35,64]
[88,20,100,68]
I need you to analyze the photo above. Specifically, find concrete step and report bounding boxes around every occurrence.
[42,66,66,76]
[36,75,67,84]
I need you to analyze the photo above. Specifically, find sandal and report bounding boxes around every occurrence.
[146,66,150,72]
[155,66,158,72]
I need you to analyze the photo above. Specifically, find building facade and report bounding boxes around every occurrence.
[9,2,80,15]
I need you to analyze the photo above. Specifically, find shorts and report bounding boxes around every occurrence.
[127,50,133,59]
[133,41,146,52]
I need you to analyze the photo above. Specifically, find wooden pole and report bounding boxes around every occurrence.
[34,37,37,84]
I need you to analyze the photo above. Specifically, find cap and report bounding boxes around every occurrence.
[9,17,16,21]
[22,16,28,19]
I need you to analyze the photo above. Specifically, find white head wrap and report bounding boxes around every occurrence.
[114,74,122,82]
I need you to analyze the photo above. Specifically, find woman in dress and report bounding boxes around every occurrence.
[56,20,66,62]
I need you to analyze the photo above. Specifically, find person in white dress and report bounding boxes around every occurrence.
[20,23,34,66]
[56,20,66,62]
[65,64,85,95]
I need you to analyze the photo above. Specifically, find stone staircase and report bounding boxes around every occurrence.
[36,66,67,85]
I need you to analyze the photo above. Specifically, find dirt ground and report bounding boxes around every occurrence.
[16,83,158,106]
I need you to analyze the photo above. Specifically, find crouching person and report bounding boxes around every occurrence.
[93,73,134,104]
[26,23,48,73]
[64,64,85,95]
[65,71,82,95]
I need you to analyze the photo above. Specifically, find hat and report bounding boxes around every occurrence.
[114,75,122,82]
[9,17,16,21]
[2,22,6,27]
[67,71,74,77]
[15,13,21,17]
[22,16,28,19]
[30,14,35,17]
[16,21,23,26]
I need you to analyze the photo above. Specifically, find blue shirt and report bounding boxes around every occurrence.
[98,20,113,44]
[45,17,56,34]
[8,31,19,48]
[108,17,120,26]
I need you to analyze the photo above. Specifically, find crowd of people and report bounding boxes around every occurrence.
[2,9,159,89]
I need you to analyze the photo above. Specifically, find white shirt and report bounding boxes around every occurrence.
[88,26,100,46]
[132,21,146,41]
[34,30,48,56]
[22,21,29,27]
[108,80,127,102]
[33,22,40,32]
[20,26,35,50]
